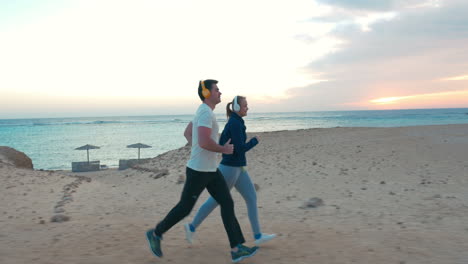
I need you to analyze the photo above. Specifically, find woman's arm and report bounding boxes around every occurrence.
[229,120,258,153]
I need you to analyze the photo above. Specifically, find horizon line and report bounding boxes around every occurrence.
[1,107,467,120]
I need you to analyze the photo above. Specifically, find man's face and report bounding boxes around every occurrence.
[208,84,222,105]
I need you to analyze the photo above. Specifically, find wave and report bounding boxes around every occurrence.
[1,109,466,128]
[0,118,191,127]
[248,115,345,121]
[30,121,122,126]
[442,112,468,115]
[90,121,121,125]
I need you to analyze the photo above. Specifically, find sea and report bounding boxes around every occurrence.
[0,108,467,170]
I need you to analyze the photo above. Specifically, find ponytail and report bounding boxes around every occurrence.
[226,102,233,119]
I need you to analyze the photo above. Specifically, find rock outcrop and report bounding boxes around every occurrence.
[0,146,34,169]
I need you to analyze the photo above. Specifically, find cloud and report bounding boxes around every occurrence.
[314,0,437,11]
[280,0,468,110]
[315,1,468,67]
[307,11,357,24]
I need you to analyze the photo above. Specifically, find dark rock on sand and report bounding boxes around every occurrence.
[50,214,70,223]
[300,197,324,209]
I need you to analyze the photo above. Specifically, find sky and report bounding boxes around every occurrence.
[0,0,467,118]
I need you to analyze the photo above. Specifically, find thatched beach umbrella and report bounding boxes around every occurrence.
[75,144,100,163]
[127,143,152,160]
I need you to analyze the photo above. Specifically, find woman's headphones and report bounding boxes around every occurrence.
[201,80,211,99]
[233,96,240,112]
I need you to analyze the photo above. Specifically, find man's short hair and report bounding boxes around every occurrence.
[198,79,218,101]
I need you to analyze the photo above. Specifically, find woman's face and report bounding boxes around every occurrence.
[237,98,249,117]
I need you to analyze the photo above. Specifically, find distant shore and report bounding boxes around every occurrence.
[1,108,467,171]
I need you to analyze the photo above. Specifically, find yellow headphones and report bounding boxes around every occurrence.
[201,80,211,99]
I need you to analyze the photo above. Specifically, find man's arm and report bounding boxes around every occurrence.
[198,126,233,154]
[184,122,193,145]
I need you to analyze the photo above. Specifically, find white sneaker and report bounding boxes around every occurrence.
[254,233,276,245]
[184,223,195,244]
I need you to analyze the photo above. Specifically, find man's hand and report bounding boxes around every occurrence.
[222,139,234,154]
[198,127,234,154]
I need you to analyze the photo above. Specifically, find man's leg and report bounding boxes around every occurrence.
[191,165,242,229]
[147,167,212,258]
[155,167,211,236]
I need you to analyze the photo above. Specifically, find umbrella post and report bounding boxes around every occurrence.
[75,144,100,165]
[127,143,151,162]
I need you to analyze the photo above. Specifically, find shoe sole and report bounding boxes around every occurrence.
[184,223,193,244]
[145,230,163,258]
[232,248,258,263]
[255,235,277,245]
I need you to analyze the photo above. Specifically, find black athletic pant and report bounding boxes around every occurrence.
[154,167,245,248]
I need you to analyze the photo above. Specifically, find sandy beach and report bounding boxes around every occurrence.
[1,124,468,264]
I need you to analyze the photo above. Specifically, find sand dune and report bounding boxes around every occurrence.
[1,124,468,264]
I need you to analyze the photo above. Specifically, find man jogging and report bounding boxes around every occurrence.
[146,79,258,263]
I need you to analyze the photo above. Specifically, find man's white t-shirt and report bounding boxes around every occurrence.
[187,103,219,172]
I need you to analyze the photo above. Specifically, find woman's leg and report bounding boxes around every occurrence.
[234,168,261,236]
[205,169,245,248]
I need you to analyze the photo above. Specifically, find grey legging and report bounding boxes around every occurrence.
[191,164,261,236]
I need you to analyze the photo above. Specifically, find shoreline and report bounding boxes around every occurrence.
[24,123,468,171]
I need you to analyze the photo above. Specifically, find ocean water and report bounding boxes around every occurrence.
[0,108,467,170]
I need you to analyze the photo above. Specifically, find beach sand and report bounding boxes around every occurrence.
[1,124,468,264]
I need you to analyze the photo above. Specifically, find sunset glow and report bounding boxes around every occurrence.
[441,75,468,81]
[370,96,415,104]
[369,90,468,108]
